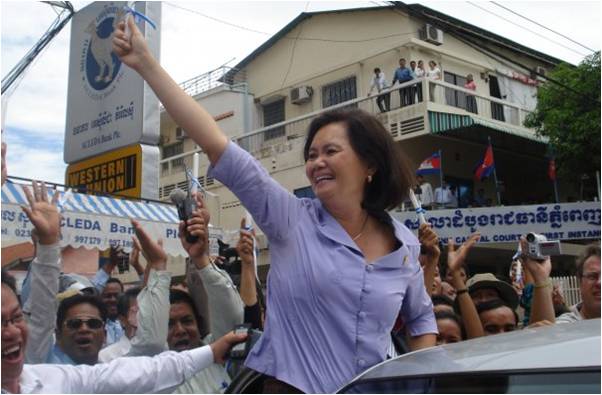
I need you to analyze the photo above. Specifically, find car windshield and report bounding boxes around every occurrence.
[339,369,601,394]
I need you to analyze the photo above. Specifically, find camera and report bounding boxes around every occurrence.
[228,324,252,359]
[525,232,561,260]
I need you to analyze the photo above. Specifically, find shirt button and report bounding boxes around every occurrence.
[366,264,374,272]
[363,286,370,293]
[358,359,366,367]
[359,311,366,319]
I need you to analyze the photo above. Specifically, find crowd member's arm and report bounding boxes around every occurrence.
[401,255,438,351]
[37,331,247,394]
[90,250,118,292]
[519,237,555,325]
[418,223,440,296]
[113,18,227,165]
[21,181,62,364]
[180,194,244,339]
[129,239,145,283]
[447,233,484,339]
[237,218,263,329]
[126,221,171,356]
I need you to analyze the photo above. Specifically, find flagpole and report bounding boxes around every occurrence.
[553,178,560,203]
[438,149,444,208]
[489,136,501,205]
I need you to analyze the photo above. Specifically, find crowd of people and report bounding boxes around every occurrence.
[1,17,600,394]
[367,57,478,114]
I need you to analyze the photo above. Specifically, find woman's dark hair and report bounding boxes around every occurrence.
[117,287,141,317]
[435,310,466,340]
[303,108,415,222]
[56,293,108,332]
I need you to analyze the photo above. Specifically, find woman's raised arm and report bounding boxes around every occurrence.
[112,17,228,164]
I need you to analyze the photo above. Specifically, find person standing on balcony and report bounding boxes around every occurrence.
[434,180,453,208]
[426,61,441,101]
[113,18,437,394]
[464,74,478,114]
[410,60,424,103]
[367,67,390,113]
[392,58,414,107]
[415,174,434,210]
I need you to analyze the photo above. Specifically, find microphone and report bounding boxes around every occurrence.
[169,188,199,244]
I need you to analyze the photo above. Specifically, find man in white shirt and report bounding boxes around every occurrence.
[415,175,434,210]
[367,67,390,113]
[434,181,454,208]
[1,270,246,394]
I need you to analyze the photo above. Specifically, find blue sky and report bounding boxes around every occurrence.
[1,1,600,185]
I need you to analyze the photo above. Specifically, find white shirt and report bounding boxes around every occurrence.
[556,303,584,324]
[369,72,389,94]
[12,346,214,394]
[434,186,453,205]
[417,182,434,207]
[415,68,426,78]
[427,67,441,80]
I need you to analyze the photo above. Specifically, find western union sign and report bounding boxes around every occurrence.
[66,145,145,198]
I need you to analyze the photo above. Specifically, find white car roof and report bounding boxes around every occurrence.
[354,319,601,382]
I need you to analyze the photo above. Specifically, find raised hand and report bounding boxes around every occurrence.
[418,223,440,265]
[519,236,552,284]
[21,180,61,245]
[112,17,153,72]
[179,193,211,266]
[447,232,480,275]
[131,219,167,271]
[236,218,256,266]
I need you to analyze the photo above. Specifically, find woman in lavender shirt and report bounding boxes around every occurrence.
[113,18,437,394]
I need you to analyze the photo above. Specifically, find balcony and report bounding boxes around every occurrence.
[159,78,542,197]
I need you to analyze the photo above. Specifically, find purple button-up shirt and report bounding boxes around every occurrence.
[209,142,436,393]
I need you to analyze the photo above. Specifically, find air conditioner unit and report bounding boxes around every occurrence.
[420,24,443,46]
[175,127,188,140]
[290,86,313,104]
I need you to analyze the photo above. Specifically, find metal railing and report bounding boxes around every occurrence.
[178,66,246,98]
[159,78,535,184]
[552,275,581,308]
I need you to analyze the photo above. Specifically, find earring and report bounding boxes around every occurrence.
[367,175,373,183]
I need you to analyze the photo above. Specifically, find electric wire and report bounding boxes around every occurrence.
[467,1,588,58]
[490,1,597,53]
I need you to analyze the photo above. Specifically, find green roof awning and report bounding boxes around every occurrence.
[428,111,547,143]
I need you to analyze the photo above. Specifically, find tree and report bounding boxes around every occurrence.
[524,51,600,181]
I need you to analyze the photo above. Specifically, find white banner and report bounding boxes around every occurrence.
[1,203,223,257]
[392,202,601,244]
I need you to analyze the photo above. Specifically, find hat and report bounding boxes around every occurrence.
[466,273,519,309]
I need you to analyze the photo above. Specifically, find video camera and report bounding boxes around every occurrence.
[525,232,561,260]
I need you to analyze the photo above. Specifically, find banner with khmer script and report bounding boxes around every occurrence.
[392,202,601,244]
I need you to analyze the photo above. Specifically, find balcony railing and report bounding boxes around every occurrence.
[159,78,535,193]
[178,66,246,98]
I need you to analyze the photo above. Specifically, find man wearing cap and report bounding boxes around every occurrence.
[466,273,519,310]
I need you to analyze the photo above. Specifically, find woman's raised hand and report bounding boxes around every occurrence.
[112,17,154,72]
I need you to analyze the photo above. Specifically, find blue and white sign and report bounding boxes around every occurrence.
[64,1,161,163]
[393,202,601,244]
[1,183,222,257]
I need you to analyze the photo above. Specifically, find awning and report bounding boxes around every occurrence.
[1,182,222,257]
[428,111,548,143]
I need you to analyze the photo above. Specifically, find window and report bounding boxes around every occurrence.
[322,76,357,108]
[444,71,467,109]
[162,142,184,169]
[262,99,285,140]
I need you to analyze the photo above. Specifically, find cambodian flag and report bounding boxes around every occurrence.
[416,152,441,175]
[474,144,495,181]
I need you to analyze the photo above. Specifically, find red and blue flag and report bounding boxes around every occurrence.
[474,144,495,181]
[416,152,441,175]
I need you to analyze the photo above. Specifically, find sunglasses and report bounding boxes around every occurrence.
[64,318,104,330]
